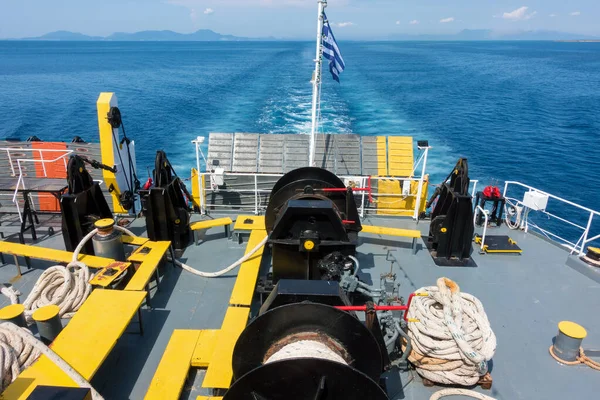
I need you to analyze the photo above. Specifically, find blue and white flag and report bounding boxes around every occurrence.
[322,13,345,83]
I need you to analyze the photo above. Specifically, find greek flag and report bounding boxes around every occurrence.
[322,13,345,83]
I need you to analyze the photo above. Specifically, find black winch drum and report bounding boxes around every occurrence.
[225,303,387,400]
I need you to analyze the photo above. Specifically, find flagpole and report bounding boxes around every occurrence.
[309,0,326,167]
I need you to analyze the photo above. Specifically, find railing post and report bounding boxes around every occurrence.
[413,147,429,220]
[254,175,258,215]
[7,150,15,176]
[580,212,594,256]
[39,150,47,177]
[360,177,366,218]
[481,211,489,251]
[193,139,206,215]
[502,181,509,198]
[472,181,478,197]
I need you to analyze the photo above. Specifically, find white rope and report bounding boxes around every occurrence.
[407,278,496,386]
[0,322,103,399]
[171,236,268,278]
[1,228,99,322]
[0,287,20,305]
[504,198,522,230]
[0,323,40,392]
[264,340,347,365]
[21,261,91,322]
[115,222,269,279]
[7,224,137,321]
[430,388,497,400]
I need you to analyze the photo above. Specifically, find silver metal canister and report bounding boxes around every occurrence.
[92,218,126,261]
[553,321,587,362]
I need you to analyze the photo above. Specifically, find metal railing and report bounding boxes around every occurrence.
[473,205,489,252]
[503,181,600,256]
[0,147,73,222]
[192,137,433,220]
[196,172,431,217]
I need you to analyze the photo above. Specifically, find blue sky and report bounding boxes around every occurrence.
[1,0,598,39]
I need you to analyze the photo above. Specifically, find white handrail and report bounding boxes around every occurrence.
[503,181,600,255]
[473,205,489,252]
[5,147,73,223]
[503,181,600,216]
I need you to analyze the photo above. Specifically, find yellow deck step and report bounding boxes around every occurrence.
[191,329,220,368]
[362,224,421,238]
[145,329,201,400]
[233,215,266,231]
[125,241,172,292]
[190,217,233,245]
[361,224,421,254]
[202,307,250,390]
[190,217,233,231]
[122,235,149,246]
[0,241,117,269]
[3,289,146,399]
[229,229,267,306]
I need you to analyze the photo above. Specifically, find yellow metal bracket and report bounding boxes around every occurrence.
[97,92,125,213]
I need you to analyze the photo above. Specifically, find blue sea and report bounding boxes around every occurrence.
[1,41,599,243]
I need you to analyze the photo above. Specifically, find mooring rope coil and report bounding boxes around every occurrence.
[0,323,40,391]
[0,322,103,398]
[2,225,140,321]
[406,277,496,386]
[21,261,91,322]
[430,388,497,400]
[264,340,347,365]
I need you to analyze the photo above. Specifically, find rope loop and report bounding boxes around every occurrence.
[549,346,600,371]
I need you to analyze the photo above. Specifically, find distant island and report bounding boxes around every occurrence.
[388,29,599,41]
[555,40,600,43]
[12,29,271,42]
[3,29,598,42]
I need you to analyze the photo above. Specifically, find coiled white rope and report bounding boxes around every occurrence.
[504,198,522,230]
[0,323,40,392]
[0,224,135,397]
[406,277,496,387]
[430,388,497,400]
[0,322,103,399]
[9,225,138,321]
[20,261,91,322]
[264,340,347,365]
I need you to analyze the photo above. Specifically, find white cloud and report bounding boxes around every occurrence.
[570,11,581,16]
[336,22,354,28]
[440,17,454,23]
[549,13,557,18]
[203,8,214,14]
[502,6,537,21]
[409,20,419,25]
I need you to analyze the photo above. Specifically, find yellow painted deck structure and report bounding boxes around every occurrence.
[3,290,146,399]
[145,222,267,399]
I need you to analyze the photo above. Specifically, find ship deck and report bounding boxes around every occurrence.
[1,214,599,400]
